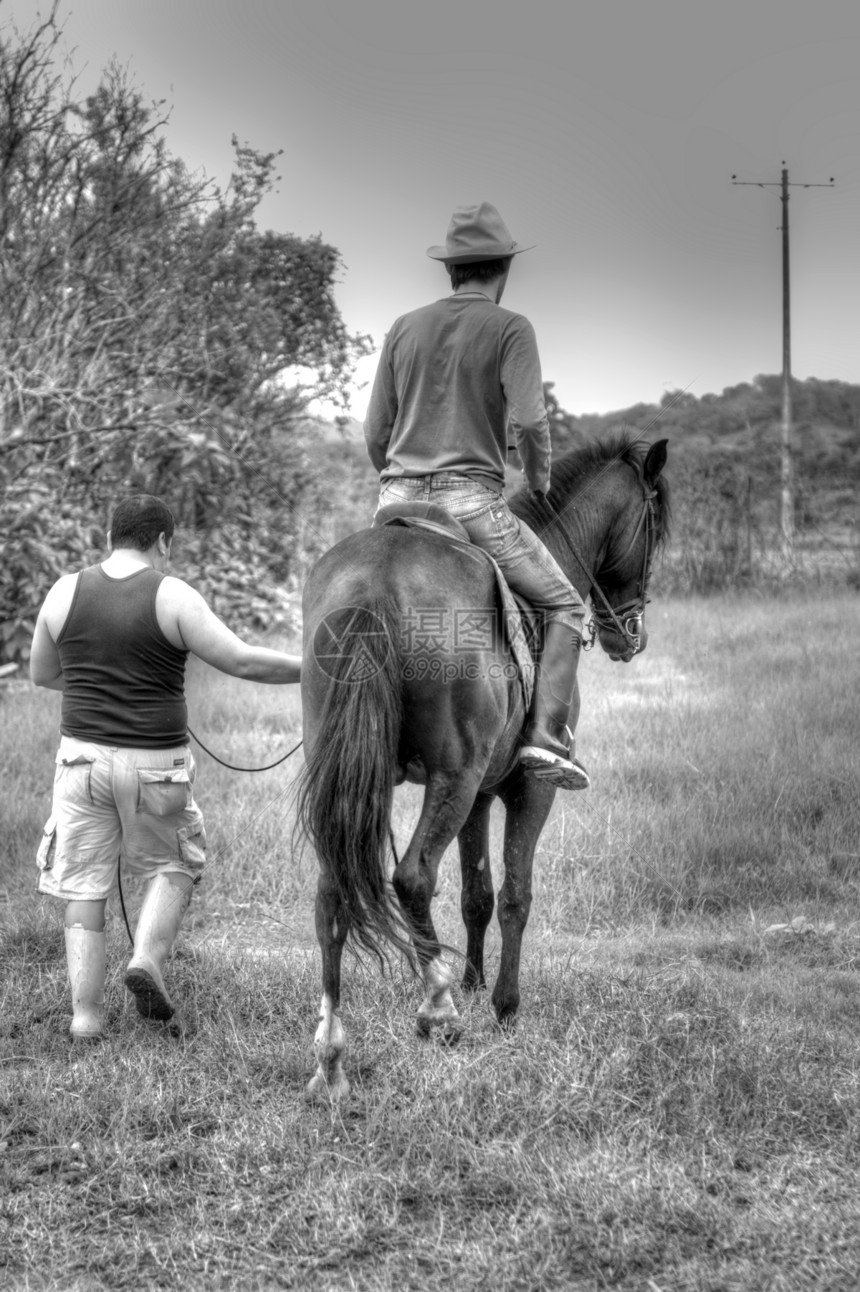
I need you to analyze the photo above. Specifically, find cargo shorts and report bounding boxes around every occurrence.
[36,736,207,902]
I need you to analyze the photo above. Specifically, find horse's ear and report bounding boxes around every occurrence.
[644,438,668,487]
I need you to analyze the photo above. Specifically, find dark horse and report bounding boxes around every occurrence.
[297,432,669,1099]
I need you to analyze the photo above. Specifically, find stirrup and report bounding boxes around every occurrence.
[519,745,590,791]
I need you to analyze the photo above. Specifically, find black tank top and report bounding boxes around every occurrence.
[57,565,188,748]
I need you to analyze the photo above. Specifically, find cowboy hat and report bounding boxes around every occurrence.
[426,202,534,264]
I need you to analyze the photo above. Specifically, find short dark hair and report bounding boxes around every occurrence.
[109,495,175,551]
[447,256,513,289]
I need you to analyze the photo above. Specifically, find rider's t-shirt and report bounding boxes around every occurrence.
[364,295,551,494]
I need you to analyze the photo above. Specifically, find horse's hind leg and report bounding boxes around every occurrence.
[492,772,556,1028]
[458,793,495,992]
[393,769,487,1041]
[306,866,350,1102]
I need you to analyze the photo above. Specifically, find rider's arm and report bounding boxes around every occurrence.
[501,317,552,495]
[162,580,300,683]
[364,337,398,472]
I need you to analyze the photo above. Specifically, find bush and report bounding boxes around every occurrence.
[0,485,103,663]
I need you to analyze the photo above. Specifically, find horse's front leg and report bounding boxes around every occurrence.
[492,771,556,1028]
[457,793,495,992]
[306,866,350,1102]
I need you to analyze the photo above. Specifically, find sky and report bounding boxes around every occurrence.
[4,0,860,418]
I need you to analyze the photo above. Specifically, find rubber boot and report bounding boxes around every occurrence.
[65,926,106,1041]
[125,873,192,1021]
[520,620,590,791]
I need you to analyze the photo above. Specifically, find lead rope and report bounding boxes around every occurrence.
[187,726,303,772]
[118,864,134,946]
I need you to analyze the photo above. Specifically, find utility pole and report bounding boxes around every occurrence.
[732,164,834,567]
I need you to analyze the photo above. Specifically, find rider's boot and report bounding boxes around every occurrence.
[519,620,590,791]
[65,925,106,1041]
[125,873,192,1022]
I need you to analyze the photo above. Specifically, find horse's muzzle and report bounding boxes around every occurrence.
[598,623,647,663]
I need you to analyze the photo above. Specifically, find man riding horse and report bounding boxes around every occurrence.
[364,202,588,791]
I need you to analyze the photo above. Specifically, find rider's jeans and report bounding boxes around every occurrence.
[377,473,584,629]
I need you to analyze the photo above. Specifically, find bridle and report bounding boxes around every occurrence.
[587,482,658,654]
[537,470,659,657]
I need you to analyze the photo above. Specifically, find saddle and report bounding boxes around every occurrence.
[372,501,536,708]
[373,500,471,544]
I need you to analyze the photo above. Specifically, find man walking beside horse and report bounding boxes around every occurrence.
[30,494,301,1042]
[364,201,588,791]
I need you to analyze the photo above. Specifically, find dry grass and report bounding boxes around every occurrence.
[2,589,860,1290]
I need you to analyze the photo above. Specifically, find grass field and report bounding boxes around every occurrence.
[2,590,860,1290]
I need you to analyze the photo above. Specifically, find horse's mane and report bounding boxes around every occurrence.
[510,429,671,548]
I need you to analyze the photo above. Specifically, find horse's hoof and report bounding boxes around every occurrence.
[493,1007,519,1034]
[520,751,590,791]
[416,1012,463,1045]
[435,1022,463,1049]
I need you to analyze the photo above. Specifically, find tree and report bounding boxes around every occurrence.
[0,4,369,662]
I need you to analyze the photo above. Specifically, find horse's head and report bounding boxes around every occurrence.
[509,431,671,662]
[590,438,669,663]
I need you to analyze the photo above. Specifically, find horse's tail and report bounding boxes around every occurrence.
[295,595,412,967]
